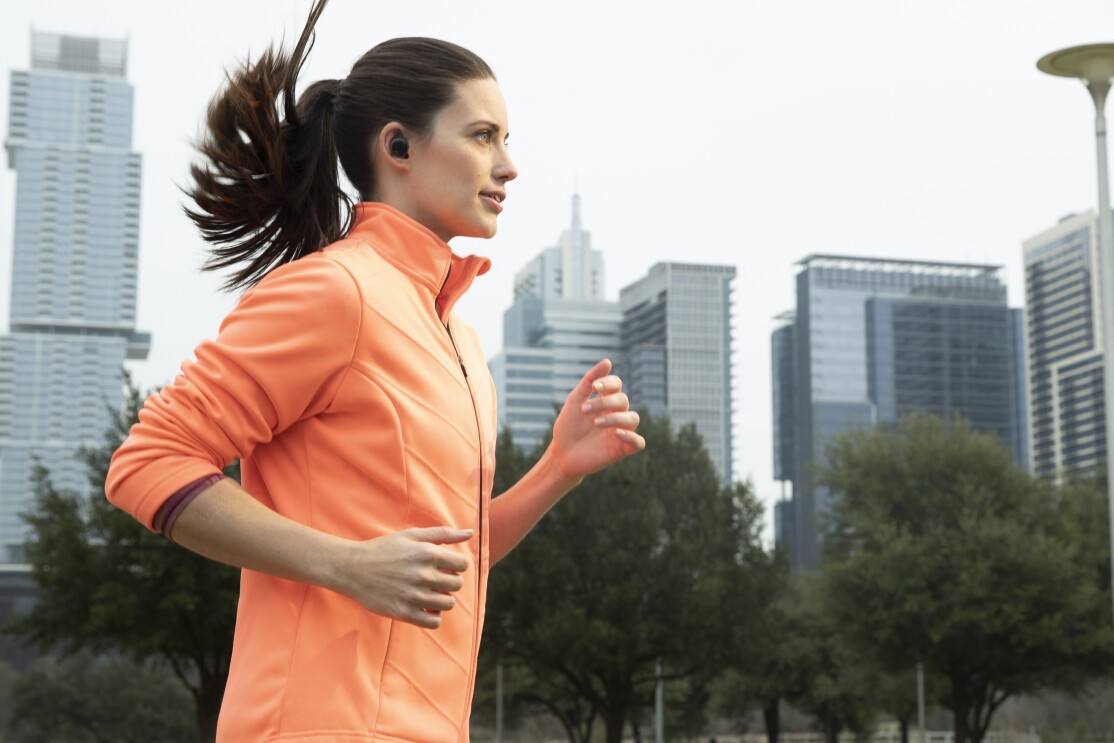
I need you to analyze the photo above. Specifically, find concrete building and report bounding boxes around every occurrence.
[1022,211,1105,482]
[619,262,735,483]
[772,255,1025,571]
[0,32,149,561]
[490,196,619,453]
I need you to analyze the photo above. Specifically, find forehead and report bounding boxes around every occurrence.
[436,77,509,128]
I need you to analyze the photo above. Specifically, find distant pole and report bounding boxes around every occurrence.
[916,662,926,743]
[1037,43,1114,645]
[654,658,664,743]
[495,661,503,743]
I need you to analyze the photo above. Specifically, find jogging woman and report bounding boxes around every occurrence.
[105,2,645,740]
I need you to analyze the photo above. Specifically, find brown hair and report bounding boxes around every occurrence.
[184,0,494,291]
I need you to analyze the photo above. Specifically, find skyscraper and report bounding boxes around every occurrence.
[619,262,735,483]
[1022,211,1105,482]
[489,196,619,452]
[773,255,1025,571]
[0,32,149,561]
[771,311,796,550]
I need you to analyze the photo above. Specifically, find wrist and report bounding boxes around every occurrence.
[539,445,584,493]
[306,532,358,596]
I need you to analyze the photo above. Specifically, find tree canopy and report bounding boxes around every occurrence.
[481,416,776,743]
[4,374,239,742]
[818,414,1114,743]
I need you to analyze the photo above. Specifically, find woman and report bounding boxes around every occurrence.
[105,1,645,741]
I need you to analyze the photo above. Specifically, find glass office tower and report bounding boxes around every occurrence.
[772,255,1024,570]
[0,32,149,561]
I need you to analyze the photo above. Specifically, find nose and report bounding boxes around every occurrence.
[496,145,518,183]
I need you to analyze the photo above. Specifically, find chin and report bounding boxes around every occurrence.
[463,222,499,240]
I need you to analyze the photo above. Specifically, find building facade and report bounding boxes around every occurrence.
[1022,211,1104,482]
[489,196,620,453]
[772,255,1025,571]
[0,32,149,561]
[619,262,735,483]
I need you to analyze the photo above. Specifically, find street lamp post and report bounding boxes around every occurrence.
[1038,43,1114,643]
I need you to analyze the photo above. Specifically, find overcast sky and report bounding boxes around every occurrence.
[2,0,1113,538]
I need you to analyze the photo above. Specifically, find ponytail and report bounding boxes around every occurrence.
[184,0,495,291]
[184,0,351,292]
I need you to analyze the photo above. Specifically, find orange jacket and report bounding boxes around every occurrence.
[106,203,497,742]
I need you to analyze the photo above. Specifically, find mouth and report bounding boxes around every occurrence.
[480,191,506,212]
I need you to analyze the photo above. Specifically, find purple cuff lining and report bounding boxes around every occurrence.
[153,473,224,539]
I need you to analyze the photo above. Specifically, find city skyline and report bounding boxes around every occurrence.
[1,1,1113,543]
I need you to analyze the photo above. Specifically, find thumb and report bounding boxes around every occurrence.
[406,526,475,545]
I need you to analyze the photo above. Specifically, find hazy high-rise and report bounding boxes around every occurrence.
[619,262,735,483]
[0,32,149,561]
[1022,210,1105,481]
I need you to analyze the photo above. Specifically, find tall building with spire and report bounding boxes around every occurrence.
[0,31,150,561]
[490,196,619,452]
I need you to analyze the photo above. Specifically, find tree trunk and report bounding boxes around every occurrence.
[898,715,909,743]
[952,695,973,743]
[552,706,592,743]
[824,714,840,743]
[604,707,627,743]
[196,682,223,743]
[763,697,780,743]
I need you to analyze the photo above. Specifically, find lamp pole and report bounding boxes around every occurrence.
[1038,43,1114,643]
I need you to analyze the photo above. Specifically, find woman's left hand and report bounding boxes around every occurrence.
[549,359,646,482]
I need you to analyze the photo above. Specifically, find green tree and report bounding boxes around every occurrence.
[484,415,767,743]
[8,651,195,743]
[818,414,1113,743]
[713,563,816,743]
[4,373,239,742]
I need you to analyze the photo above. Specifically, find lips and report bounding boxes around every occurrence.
[480,191,506,212]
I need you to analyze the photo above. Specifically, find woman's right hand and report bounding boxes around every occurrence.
[334,527,474,629]
[167,478,475,631]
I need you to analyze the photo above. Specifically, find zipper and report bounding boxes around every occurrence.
[443,315,485,733]
[446,323,468,378]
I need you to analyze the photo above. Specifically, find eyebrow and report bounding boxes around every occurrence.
[467,119,505,134]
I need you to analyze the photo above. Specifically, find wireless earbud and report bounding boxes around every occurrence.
[389,134,410,159]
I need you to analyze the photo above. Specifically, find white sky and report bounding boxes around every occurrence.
[2,0,1113,539]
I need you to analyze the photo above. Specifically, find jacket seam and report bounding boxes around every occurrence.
[369,619,396,735]
[321,255,365,414]
[273,578,312,735]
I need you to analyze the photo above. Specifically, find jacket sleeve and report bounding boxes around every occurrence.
[105,256,362,530]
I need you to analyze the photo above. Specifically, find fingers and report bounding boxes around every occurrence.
[570,358,613,401]
[407,525,475,545]
[594,410,640,430]
[613,428,647,452]
[414,589,457,613]
[581,391,629,416]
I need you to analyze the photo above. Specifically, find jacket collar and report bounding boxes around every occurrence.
[348,202,492,323]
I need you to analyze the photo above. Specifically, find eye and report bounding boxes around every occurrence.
[475,130,493,143]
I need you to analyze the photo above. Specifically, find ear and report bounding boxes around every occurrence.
[375,123,412,174]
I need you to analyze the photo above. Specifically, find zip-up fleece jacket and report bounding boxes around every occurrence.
[106,203,497,742]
